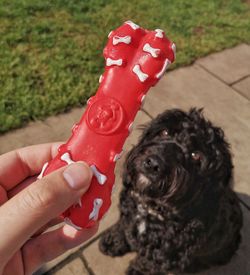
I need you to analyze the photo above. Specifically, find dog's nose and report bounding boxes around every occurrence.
[143,156,161,174]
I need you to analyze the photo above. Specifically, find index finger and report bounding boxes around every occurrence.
[0,142,62,191]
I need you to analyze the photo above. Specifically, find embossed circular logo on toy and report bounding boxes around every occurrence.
[87,97,124,135]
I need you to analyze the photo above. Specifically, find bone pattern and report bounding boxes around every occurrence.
[132,64,149,82]
[61,152,75,165]
[90,165,107,185]
[89,198,103,221]
[125,20,140,30]
[143,43,160,58]
[156,58,172,79]
[106,25,172,80]
[172,43,176,59]
[108,31,113,38]
[41,21,175,228]
[106,58,123,66]
[37,162,48,179]
[113,150,123,162]
[155,28,164,38]
[99,74,104,83]
[113,35,131,45]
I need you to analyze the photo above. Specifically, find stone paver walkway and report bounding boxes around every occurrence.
[0,44,249,275]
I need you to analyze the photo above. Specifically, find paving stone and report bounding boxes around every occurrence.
[232,76,250,100]
[144,64,250,195]
[0,107,85,154]
[196,44,250,84]
[37,248,81,274]
[49,258,88,275]
[82,240,136,275]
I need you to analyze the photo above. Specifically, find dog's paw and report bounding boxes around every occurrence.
[99,225,131,256]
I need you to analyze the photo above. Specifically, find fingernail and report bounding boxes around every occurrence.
[63,162,92,190]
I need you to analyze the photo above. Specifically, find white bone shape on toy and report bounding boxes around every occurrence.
[132,65,149,82]
[37,162,48,179]
[61,152,75,165]
[156,58,172,79]
[143,43,160,58]
[113,35,132,45]
[106,58,123,66]
[113,150,123,162]
[99,74,104,83]
[108,31,113,38]
[89,198,103,221]
[172,43,176,59]
[125,20,140,30]
[90,165,107,185]
[155,29,164,38]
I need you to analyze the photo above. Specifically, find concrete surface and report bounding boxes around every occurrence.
[196,44,250,85]
[0,44,249,275]
[232,76,250,100]
[51,258,88,275]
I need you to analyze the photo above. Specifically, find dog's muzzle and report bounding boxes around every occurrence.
[143,155,162,174]
[141,142,185,175]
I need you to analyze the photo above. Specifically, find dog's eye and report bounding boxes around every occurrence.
[161,129,169,137]
[191,152,201,161]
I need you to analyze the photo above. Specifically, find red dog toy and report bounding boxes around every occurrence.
[38,21,175,229]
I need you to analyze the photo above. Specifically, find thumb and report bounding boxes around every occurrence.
[0,162,92,264]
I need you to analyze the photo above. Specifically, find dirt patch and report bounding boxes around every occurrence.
[242,0,250,5]
[193,26,205,36]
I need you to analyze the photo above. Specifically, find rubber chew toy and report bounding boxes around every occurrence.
[38,21,176,229]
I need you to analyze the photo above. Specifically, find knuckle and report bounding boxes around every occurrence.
[21,182,55,211]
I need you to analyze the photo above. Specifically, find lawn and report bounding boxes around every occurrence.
[0,0,249,133]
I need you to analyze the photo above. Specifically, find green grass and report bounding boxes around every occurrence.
[0,0,249,133]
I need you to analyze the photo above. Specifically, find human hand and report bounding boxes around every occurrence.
[0,143,97,275]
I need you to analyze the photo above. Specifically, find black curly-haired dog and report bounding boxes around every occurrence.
[99,108,243,274]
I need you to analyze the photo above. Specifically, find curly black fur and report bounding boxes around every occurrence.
[99,108,243,274]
